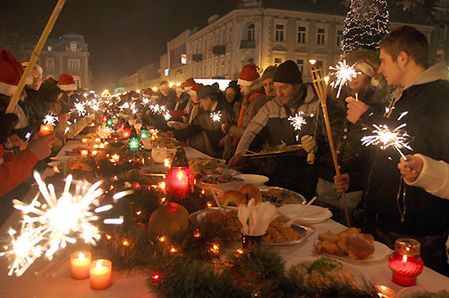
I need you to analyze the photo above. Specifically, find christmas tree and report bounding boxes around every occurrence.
[342,0,390,53]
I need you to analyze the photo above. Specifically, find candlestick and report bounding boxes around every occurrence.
[39,124,54,137]
[90,259,112,290]
[70,251,91,280]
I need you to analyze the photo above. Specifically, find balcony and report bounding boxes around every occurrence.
[240,40,256,49]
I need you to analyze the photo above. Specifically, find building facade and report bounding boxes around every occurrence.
[119,62,160,91]
[0,33,90,89]
[164,0,446,83]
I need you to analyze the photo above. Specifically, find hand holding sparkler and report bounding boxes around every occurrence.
[27,134,56,160]
[346,96,368,124]
[398,155,423,183]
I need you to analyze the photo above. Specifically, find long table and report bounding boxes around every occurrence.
[1,142,448,297]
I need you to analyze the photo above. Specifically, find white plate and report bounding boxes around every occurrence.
[397,285,449,297]
[234,174,269,185]
[317,240,391,264]
[278,204,332,224]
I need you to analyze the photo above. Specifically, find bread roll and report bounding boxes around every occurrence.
[220,190,247,207]
[239,184,262,203]
[346,233,375,260]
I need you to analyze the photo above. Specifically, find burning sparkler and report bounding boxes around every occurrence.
[163,112,172,121]
[361,122,412,159]
[288,111,307,131]
[329,60,360,98]
[210,111,222,122]
[0,173,132,276]
[43,113,58,126]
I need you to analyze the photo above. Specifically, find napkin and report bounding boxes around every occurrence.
[238,199,278,236]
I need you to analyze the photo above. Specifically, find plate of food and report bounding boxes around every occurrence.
[261,187,307,206]
[315,227,391,263]
[189,208,313,246]
[234,174,269,186]
[242,143,303,158]
[278,204,332,224]
[189,158,226,173]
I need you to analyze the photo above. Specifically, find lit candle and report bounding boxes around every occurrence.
[91,150,98,157]
[90,259,112,290]
[99,143,105,149]
[375,285,395,298]
[164,158,171,168]
[95,138,101,144]
[158,181,166,192]
[128,137,140,151]
[80,149,89,158]
[111,154,120,163]
[70,251,91,280]
[82,138,88,144]
[39,124,54,137]
[389,238,424,287]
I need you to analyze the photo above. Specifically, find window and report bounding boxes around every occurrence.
[439,25,446,41]
[296,59,304,73]
[181,54,187,65]
[164,68,169,76]
[47,46,52,52]
[247,23,255,41]
[316,60,323,68]
[336,30,343,47]
[275,24,285,42]
[70,41,77,52]
[46,58,54,69]
[436,49,444,62]
[317,28,326,45]
[297,26,306,44]
[274,57,283,65]
[68,59,80,70]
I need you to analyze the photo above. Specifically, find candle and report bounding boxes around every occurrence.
[128,137,140,151]
[164,158,171,168]
[82,138,88,144]
[95,138,101,144]
[158,181,166,192]
[90,259,112,290]
[39,124,54,137]
[80,149,89,158]
[389,238,424,287]
[111,154,120,163]
[91,150,98,157]
[70,251,91,280]
[375,285,395,298]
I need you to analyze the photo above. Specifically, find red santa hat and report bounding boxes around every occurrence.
[187,83,204,97]
[0,48,24,96]
[237,63,260,87]
[181,78,195,91]
[57,73,77,91]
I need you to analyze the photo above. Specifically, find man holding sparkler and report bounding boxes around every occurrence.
[349,26,449,275]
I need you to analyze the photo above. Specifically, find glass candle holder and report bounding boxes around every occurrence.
[90,259,112,290]
[70,251,91,280]
[39,124,54,137]
[388,238,424,287]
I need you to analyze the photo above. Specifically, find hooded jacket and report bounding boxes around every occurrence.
[364,62,449,236]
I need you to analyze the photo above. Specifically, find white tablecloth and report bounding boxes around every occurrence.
[1,142,448,297]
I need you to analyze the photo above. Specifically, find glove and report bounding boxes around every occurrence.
[301,135,317,154]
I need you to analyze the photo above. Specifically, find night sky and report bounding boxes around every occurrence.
[0,0,237,89]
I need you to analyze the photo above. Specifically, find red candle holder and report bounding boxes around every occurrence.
[165,147,194,199]
[388,238,424,287]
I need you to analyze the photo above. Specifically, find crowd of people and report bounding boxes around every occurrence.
[1,25,448,275]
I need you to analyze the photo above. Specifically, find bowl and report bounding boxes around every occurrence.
[234,174,269,186]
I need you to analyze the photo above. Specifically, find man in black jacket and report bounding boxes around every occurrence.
[348,26,449,275]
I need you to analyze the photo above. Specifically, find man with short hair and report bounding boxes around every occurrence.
[158,81,177,110]
[230,60,320,198]
[348,26,449,274]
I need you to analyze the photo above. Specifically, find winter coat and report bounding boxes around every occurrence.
[0,145,38,197]
[363,62,449,236]
[158,90,177,110]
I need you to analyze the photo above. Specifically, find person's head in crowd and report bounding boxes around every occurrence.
[175,85,185,99]
[159,80,170,97]
[225,81,241,104]
[57,73,77,96]
[237,63,260,95]
[261,65,277,97]
[198,85,219,112]
[187,83,203,103]
[378,26,428,87]
[273,60,303,106]
[342,49,383,94]
[40,81,63,103]
[181,78,195,91]
[0,112,18,144]
[0,48,24,99]
[22,62,43,91]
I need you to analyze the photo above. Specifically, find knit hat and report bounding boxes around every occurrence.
[238,63,260,87]
[57,73,77,91]
[261,66,277,82]
[181,78,195,90]
[273,60,302,85]
[0,48,24,96]
[39,81,62,103]
[197,85,219,100]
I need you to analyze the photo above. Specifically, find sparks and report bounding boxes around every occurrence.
[0,173,131,276]
[288,111,307,131]
[329,60,360,98]
[163,112,172,121]
[210,111,222,122]
[72,101,87,117]
[43,114,58,126]
[361,123,412,159]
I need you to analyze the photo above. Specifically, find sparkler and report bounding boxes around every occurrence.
[43,113,58,126]
[361,122,412,159]
[210,111,222,122]
[163,112,172,121]
[329,60,360,98]
[288,111,306,131]
[0,173,132,276]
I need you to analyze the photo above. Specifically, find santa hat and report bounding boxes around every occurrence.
[159,80,169,90]
[187,83,204,97]
[238,63,260,87]
[57,73,77,91]
[181,78,195,91]
[0,48,24,96]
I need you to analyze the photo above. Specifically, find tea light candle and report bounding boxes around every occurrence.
[70,251,91,280]
[111,154,120,163]
[95,138,101,144]
[81,138,88,144]
[158,181,166,192]
[91,150,98,157]
[90,259,112,290]
[164,158,171,168]
[39,124,54,137]
[80,149,89,158]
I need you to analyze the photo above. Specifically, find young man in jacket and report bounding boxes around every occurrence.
[348,26,449,275]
